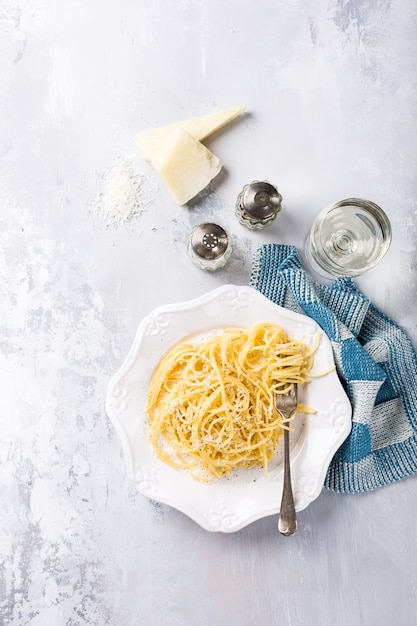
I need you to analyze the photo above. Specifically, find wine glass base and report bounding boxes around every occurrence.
[303,235,340,284]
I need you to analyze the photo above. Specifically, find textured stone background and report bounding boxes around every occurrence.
[1,1,417,624]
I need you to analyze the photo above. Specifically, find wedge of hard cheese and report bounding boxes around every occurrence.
[150,127,223,205]
[137,105,245,163]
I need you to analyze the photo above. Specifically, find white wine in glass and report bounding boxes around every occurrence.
[307,198,392,278]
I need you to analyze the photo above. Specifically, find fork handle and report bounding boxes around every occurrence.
[278,428,297,536]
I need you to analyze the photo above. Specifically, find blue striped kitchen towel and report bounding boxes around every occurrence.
[250,243,417,493]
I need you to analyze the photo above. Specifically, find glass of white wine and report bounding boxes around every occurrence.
[306,198,392,278]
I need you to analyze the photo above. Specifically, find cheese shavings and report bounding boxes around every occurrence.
[95,157,146,226]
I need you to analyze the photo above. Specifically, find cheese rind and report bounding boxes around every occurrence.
[137,105,245,162]
[151,127,223,205]
[178,105,245,141]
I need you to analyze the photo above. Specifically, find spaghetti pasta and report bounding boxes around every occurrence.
[146,322,319,481]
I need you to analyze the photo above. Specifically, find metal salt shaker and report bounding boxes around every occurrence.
[235,180,282,230]
[188,223,232,271]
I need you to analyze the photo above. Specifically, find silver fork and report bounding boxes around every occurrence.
[274,383,298,536]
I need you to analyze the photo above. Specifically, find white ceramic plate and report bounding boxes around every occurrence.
[106,285,352,532]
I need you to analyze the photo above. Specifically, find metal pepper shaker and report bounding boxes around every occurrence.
[188,223,232,271]
[235,180,282,230]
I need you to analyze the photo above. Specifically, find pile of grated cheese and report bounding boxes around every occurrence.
[95,157,146,226]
